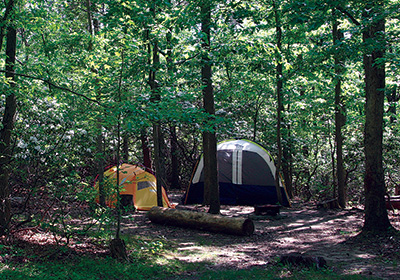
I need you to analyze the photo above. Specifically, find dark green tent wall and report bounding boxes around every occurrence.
[183,139,290,207]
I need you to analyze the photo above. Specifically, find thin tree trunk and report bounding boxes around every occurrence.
[333,12,346,208]
[282,103,293,198]
[274,0,283,204]
[122,136,129,162]
[0,23,17,236]
[109,49,128,261]
[141,129,152,171]
[201,0,219,214]
[362,2,392,232]
[86,0,106,206]
[148,37,165,206]
[0,0,15,53]
[96,125,106,206]
[170,125,180,189]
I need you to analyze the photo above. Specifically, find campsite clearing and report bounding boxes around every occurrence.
[121,192,400,280]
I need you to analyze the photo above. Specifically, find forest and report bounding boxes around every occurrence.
[1,0,400,279]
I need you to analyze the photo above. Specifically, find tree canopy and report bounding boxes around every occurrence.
[1,0,399,237]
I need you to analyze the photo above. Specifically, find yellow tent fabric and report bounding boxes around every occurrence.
[96,164,172,211]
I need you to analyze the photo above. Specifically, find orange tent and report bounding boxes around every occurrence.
[95,164,171,211]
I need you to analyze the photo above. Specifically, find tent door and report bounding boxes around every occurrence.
[120,194,133,207]
[232,149,243,185]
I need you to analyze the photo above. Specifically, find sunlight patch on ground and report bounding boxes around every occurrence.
[353,252,376,259]
[174,245,248,265]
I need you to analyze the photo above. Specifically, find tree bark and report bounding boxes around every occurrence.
[86,0,106,206]
[148,206,254,236]
[148,37,165,207]
[333,11,346,208]
[169,125,180,189]
[96,124,106,206]
[274,0,283,204]
[122,136,129,162]
[0,0,15,53]
[0,23,17,236]
[200,0,220,214]
[362,1,392,232]
[141,129,152,171]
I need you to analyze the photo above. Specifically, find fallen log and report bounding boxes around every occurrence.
[316,198,339,209]
[254,204,281,216]
[147,206,254,236]
[385,195,400,210]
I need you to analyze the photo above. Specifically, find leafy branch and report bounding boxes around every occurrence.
[0,70,102,105]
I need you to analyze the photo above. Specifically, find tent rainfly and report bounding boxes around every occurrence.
[183,139,290,207]
[95,164,172,210]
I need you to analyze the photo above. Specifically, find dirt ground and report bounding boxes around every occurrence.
[121,192,400,280]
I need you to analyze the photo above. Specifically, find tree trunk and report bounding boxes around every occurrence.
[148,206,254,236]
[274,0,283,204]
[386,86,399,124]
[0,0,15,53]
[148,36,165,207]
[86,0,106,206]
[109,238,128,261]
[122,136,129,162]
[0,23,17,236]
[200,0,219,214]
[153,123,165,207]
[333,11,346,208]
[141,129,152,171]
[362,2,392,232]
[169,125,180,189]
[96,124,106,206]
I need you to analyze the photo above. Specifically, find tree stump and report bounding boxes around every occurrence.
[147,206,254,236]
[110,238,128,261]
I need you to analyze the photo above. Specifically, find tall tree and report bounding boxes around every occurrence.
[0,0,17,236]
[332,9,346,208]
[273,0,284,204]
[86,0,106,207]
[362,0,392,231]
[200,0,220,214]
[147,0,166,207]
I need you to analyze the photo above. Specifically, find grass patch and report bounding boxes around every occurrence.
[1,256,175,280]
[195,266,378,280]
[0,252,378,280]
[0,234,380,280]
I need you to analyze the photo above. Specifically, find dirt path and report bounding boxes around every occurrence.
[122,194,400,280]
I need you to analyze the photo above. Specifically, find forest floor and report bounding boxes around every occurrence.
[121,191,400,280]
[3,191,400,279]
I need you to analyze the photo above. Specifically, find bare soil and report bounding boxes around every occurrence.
[121,192,400,280]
